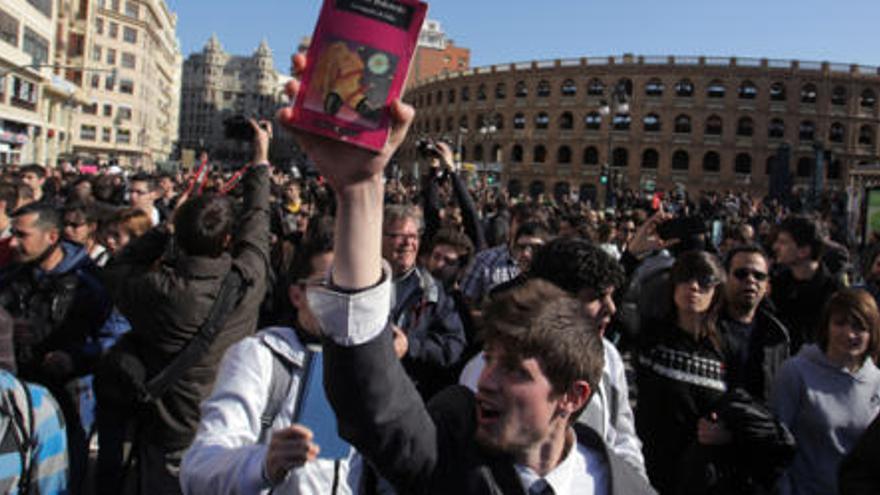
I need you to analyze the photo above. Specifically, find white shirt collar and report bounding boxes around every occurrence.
[514,428,578,494]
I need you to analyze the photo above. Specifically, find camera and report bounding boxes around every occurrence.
[416,138,441,158]
[223,115,269,141]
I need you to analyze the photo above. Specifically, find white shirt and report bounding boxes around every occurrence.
[514,429,608,495]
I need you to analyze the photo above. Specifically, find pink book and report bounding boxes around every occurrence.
[291,0,428,152]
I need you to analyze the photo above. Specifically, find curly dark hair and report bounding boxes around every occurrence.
[528,238,625,294]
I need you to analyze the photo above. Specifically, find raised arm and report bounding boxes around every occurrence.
[279,55,440,491]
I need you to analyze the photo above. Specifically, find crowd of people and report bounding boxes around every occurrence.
[1,60,880,494]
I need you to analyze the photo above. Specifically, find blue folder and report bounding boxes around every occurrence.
[294,345,351,459]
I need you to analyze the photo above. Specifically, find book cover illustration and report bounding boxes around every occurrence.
[291,0,428,152]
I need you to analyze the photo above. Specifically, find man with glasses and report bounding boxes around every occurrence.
[128,174,162,226]
[382,205,466,401]
[460,221,550,308]
[720,245,790,403]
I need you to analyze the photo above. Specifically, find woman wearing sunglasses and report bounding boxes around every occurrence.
[771,288,880,495]
[636,250,727,494]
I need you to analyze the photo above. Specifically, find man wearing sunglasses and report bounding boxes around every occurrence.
[719,245,790,403]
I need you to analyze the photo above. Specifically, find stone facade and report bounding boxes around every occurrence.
[56,0,182,170]
[180,36,295,167]
[0,0,87,166]
[404,54,880,198]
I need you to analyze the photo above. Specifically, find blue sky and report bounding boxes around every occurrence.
[165,0,880,74]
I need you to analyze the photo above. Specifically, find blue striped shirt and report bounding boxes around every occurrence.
[0,370,68,494]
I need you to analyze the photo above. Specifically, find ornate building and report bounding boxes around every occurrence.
[0,0,87,166]
[180,36,294,166]
[404,54,880,200]
[55,0,182,170]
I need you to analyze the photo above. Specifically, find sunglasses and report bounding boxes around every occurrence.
[675,274,720,291]
[732,268,769,282]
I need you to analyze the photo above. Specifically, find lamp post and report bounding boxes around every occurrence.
[478,116,498,184]
[598,82,630,208]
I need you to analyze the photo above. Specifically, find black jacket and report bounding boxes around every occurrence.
[392,267,466,400]
[718,304,790,403]
[0,241,111,382]
[102,165,271,451]
[770,263,842,352]
[325,329,656,495]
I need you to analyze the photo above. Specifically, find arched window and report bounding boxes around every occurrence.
[705,115,723,136]
[645,78,664,97]
[832,86,847,106]
[493,113,504,130]
[612,148,628,168]
[473,144,484,163]
[535,112,550,129]
[738,80,757,99]
[513,113,526,129]
[770,82,786,101]
[829,122,845,143]
[459,115,469,131]
[584,112,602,130]
[612,113,631,131]
[512,144,524,163]
[583,146,599,165]
[477,84,487,101]
[799,120,816,141]
[561,79,577,97]
[862,89,877,109]
[800,83,817,104]
[491,145,502,163]
[587,78,605,96]
[436,90,443,104]
[475,114,486,129]
[675,79,694,97]
[672,150,689,170]
[797,157,813,177]
[426,93,432,106]
[735,153,752,174]
[529,181,545,198]
[508,179,523,198]
[617,78,634,96]
[703,151,721,172]
[769,118,785,139]
[445,117,453,132]
[707,80,726,98]
[737,117,754,137]
[828,160,842,179]
[860,125,875,145]
[559,112,574,130]
[643,114,661,132]
[495,82,506,99]
[534,145,547,163]
[448,88,456,103]
[515,81,528,98]
[736,117,755,137]
[537,80,551,97]
[558,146,572,164]
[675,114,692,134]
[642,149,659,169]
[461,86,470,102]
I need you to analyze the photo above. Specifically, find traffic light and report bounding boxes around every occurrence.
[600,165,609,184]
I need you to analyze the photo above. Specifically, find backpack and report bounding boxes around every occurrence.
[257,334,296,444]
[0,375,36,494]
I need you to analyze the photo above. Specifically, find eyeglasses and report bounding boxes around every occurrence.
[732,268,769,282]
[383,232,420,243]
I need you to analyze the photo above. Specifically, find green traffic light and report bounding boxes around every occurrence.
[600,176,608,184]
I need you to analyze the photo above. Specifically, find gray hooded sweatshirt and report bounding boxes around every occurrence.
[770,344,880,495]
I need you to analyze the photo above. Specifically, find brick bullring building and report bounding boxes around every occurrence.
[402,54,880,201]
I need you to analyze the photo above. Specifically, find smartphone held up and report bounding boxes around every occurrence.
[289,0,428,152]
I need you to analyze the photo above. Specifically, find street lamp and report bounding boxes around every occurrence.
[598,81,630,207]
[477,115,499,184]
